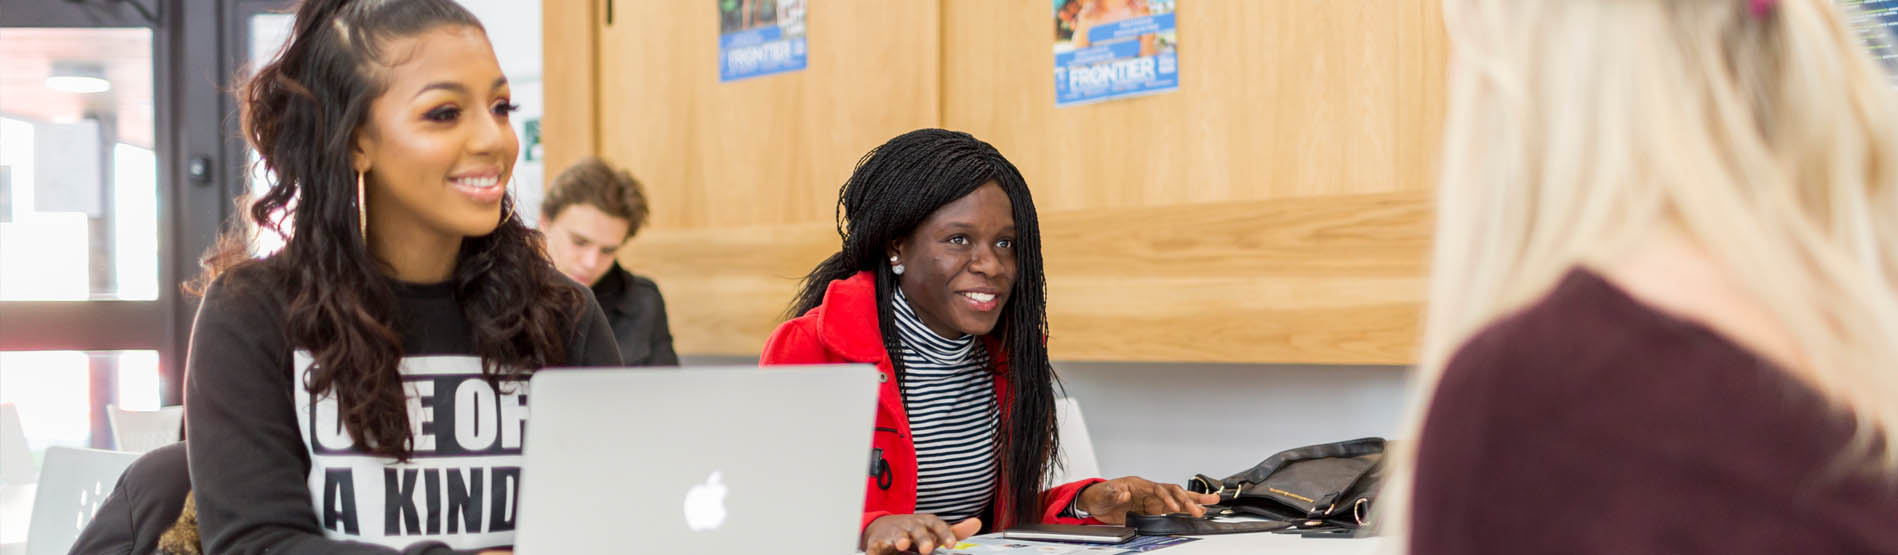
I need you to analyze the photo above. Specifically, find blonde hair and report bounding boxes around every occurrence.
[1383,0,1898,539]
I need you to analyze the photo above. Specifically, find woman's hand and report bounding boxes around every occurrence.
[862,514,981,554]
[1076,476,1220,524]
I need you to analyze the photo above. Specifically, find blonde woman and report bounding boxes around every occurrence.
[1391,0,1898,552]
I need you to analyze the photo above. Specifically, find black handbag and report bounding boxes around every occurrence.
[1127,437,1385,536]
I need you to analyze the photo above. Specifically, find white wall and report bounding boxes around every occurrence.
[1050,362,1408,484]
[459,0,547,225]
[686,355,1412,486]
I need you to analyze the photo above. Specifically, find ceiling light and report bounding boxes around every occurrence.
[45,62,110,94]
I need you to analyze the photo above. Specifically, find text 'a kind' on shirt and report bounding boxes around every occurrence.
[293,352,529,550]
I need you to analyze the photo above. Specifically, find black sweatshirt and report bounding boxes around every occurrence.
[184,263,621,554]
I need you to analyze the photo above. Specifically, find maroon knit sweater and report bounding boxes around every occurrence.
[1410,269,1898,554]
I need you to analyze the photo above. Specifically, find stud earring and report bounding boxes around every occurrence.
[890,255,905,276]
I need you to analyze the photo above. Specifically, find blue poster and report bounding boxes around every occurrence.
[718,0,807,82]
[1054,0,1180,107]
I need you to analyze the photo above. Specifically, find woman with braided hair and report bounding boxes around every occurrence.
[763,128,1217,555]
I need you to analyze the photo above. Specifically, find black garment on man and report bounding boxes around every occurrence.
[590,262,679,366]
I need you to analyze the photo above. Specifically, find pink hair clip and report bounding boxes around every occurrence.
[1751,0,1779,18]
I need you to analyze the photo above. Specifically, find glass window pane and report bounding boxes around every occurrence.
[0,351,89,452]
[0,28,157,301]
[0,350,162,456]
[247,14,296,258]
[115,350,159,412]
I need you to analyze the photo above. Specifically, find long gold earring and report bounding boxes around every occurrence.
[500,178,516,225]
[356,171,367,241]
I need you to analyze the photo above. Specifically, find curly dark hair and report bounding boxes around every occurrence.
[196,0,581,461]
[788,128,1061,527]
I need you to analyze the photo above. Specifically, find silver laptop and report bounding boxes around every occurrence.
[515,365,878,554]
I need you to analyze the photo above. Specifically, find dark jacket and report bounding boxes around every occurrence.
[760,271,1101,533]
[69,442,191,555]
[590,262,679,366]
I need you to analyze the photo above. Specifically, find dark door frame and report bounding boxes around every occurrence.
[2,0,267,444]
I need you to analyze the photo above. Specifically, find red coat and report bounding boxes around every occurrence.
[761,272,1103,533]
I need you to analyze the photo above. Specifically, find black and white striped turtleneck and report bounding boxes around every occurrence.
[892,287,999,523]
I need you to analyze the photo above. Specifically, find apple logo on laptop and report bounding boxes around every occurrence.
[683,471,728,532]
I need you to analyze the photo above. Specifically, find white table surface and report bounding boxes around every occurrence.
[945,532,1394,555]
[0,482,1399,555]
[1155,533,1391,554]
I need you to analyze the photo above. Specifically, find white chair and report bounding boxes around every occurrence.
[106,405,184,454]
[24,447,139,555]
[0,404,35,553]
[0,482,32,555]
[0,405,33,486]
[1051,397,1103,484]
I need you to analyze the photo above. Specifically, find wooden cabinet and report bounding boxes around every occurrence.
[544,0,1445,365]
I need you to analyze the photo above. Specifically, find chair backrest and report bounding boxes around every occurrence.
[0,404,34,486]
[24,447,139,555]
[1050,397,1103,484]
[106,405,184,454]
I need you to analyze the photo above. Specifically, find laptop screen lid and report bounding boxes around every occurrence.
[515,365,878,554]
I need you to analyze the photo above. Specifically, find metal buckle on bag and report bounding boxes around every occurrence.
[1192,475,1232,499]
